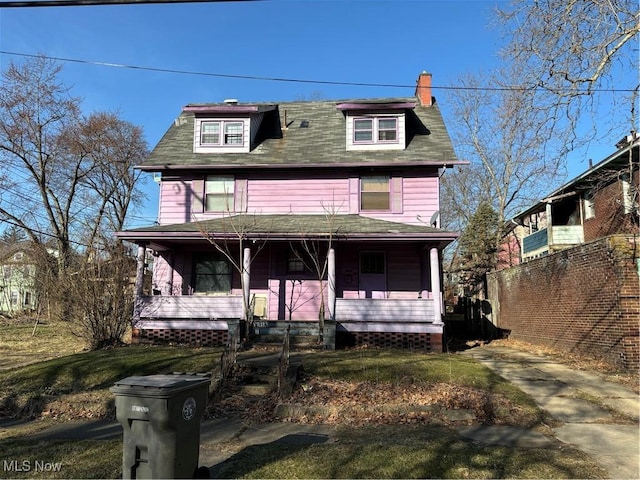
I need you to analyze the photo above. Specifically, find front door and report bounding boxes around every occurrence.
[359,252,386,298]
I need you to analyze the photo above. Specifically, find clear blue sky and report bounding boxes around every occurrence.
[0,0,632,227]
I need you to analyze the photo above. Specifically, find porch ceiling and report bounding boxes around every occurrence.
[116,214,458,250]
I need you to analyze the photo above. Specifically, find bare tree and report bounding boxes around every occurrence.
[197,214,269,333]
[289,202,341,343]
[442,70,569,233]
[66,242,135,349]
[441,68,574,296]
[496,0,639,143]
[0,56,147,274]
[0,56,147,347]
[0,56,82,274]
[69,111,148,252]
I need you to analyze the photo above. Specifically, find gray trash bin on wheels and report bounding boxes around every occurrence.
[110,374,210,479]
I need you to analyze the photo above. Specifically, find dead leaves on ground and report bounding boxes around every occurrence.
[207,376,534,427]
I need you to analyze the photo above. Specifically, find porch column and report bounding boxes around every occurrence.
[243,247,251,321]
[133,243,147,323]
[328,247,336,321]
[166,251,174,295]
[429,247,443,324]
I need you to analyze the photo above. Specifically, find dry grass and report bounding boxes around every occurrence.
[0,316,86,371]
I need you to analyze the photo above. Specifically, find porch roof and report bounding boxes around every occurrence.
[116,214,458,250]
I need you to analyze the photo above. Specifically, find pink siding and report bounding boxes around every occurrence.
[248,178,349,214]
[159,176,194,225]
[157,170,440,226]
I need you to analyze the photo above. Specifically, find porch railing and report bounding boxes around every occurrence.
[138,295,243,320]
[335,298,436,322]
[522,225,584,257]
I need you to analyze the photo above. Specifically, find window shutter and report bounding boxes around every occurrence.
[235,178,248,212]
[349,177,359,214]
[191,177,205,214]
[391,176,403,213]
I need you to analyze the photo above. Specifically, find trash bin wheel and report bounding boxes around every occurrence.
[194,466,210,478]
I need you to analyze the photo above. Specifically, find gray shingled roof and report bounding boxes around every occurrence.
[119,214,457,241]
[138,97,458,170]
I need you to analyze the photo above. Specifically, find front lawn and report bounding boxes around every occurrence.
[216,424,605,479]
[0,346,608,479]
[0,344,222,421]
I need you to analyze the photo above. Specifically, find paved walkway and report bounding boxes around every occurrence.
[461,344,640,479]
[2,345,638,478]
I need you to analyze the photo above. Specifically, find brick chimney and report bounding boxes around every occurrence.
[415,71,433,106]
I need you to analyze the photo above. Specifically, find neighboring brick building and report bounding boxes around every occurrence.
[488,235,639,370]
[484,133,639,371]
[503,132,639,263]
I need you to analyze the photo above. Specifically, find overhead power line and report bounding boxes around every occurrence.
[0,0,253,8]
[0,50,637,94]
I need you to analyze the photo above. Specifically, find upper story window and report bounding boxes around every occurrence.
[353,117,398,144]
[205,176,235,212]
[194,118,249,153]
[361,176,390,211]
[200,120,244,147]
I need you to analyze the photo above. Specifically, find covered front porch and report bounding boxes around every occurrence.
[118,214,457,351]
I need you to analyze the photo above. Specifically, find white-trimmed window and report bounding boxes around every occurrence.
[360,176,390,211]
[621,175,634,214]
[353,116,398,144]
[205,176,235,212]
[198,120,245,147]
[583,192,595,220]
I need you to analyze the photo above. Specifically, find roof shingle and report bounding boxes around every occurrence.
[138,97,458,170]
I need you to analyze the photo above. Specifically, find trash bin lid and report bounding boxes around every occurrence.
[110,374,210,397]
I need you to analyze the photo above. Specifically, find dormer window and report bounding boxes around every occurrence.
[353,117,398,145]
[199,120,244,147]
[194,118,248,153]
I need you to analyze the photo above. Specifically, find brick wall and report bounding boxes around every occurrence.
[488,235,639,370]
[584,170,639,242]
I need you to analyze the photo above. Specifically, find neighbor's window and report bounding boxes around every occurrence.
[583,192,595,219]
[353,117,398,144]
[200,120,244,146]
[360,176,390,210]
[205,176,235,212]
[360,252,385,275]
[193,253,232,294]
[621,175,634,214]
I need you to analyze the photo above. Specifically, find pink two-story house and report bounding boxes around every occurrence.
[117,72,461,351]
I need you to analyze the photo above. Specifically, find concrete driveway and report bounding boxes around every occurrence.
[462,344,640,479]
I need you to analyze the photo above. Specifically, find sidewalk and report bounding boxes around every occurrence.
[461,344,640,479]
